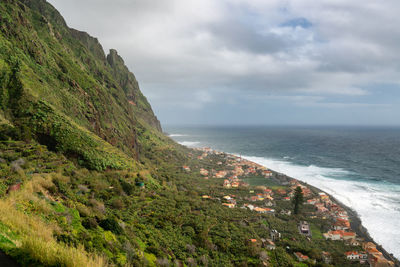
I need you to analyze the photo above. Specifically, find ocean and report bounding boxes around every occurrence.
[165,125,400,259]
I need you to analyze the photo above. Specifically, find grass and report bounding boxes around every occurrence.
[241,176,282,187]
[0,174,108,267]
[310,224,324,240]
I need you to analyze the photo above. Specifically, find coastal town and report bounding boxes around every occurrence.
[183,147,398,267]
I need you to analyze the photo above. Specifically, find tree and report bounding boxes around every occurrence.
[292,186,304,215]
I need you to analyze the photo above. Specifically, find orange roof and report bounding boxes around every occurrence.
[342,232,355,237]
[366,247,381,254]
[345,251,359,256]
[294,252,309,260]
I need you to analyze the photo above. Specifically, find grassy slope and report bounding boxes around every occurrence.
[0,0,165,171]
[0,1,364,266]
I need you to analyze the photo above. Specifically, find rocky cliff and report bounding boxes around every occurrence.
[0,0,162,170]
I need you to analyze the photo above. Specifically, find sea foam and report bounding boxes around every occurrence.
[169,134,188,137]
[243,155,400,259]
[178,141,201,147]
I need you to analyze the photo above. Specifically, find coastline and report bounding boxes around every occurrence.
[191,145,400,266]
[303,183,400,265]
[253,159,400,266]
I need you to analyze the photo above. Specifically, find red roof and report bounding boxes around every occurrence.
[345,251,359,256]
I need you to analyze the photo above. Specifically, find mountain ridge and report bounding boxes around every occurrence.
[0,0,163,170]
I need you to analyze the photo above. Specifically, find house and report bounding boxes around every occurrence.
[345,251,360,260]
[215,170,227,178]
[182,166,191,172]
[346,238,361,246]
[262,239,276,250]
[317,206,328,213]
[233,166,244,176]
[323,230,342,241]
[254,207,274,214]
[307,199,318,205]
[363,242,376,250]
[263,170,273,177]
[265,201,274,207]
[200,168,209,176]
[223,179,231,188]
[245,204,255,211]
[321,251,332,264]
[276,189,287,195]
[280,210,291,216]
[319,192,329,201]
[222,203,235,208]
[366,247,382,256]
[294,252,309,262]
[333,218,350,230]
[202,195,211,199]
[299,221,311,236]
[231,182,239,188]
[301,187,312,197]
[264,188,273,194]
[265,195,274,201]
[368,254,395,267]
[270,229,281,241]
[250,196,259,202]
[358,251,368,260]
[341,231,356,241]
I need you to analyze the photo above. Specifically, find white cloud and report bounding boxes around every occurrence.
[47,0,400,124]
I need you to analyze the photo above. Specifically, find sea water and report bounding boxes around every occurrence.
[165,125,400,259]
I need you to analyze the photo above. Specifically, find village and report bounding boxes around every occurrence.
[183,147,396,267]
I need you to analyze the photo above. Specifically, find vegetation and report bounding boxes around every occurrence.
[0,0,371,266]
[293,186,304,215]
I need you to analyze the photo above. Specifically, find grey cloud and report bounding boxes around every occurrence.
[208,19,287,54]
[46,0,400,125]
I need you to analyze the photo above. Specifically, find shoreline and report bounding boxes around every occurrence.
[303,182,399,265]
[255,160,400,266]
[191,146,400,266]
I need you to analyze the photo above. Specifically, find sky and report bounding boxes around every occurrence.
[47,0,400,126]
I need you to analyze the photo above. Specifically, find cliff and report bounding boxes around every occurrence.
[0,1,386,267]
[0,0,162,170]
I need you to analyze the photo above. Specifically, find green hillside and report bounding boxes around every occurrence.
[0,1,383,266]
[0,0,164,171]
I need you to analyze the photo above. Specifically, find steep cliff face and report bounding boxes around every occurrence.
[106,49,162,132]
[69,29,106,63]
[0,0,163,170]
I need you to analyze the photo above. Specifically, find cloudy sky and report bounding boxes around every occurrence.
[48,0,400,126]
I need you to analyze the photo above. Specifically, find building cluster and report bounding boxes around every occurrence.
[190,148,396,266]
[344,242,395,266]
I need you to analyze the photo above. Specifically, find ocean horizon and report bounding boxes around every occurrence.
[166,125,400,259]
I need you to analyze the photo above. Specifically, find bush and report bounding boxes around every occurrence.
[99,218,123,235]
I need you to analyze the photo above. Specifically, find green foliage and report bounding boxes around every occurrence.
[99,218,123,235]
[293,186,304,215]
[0,1,370,266]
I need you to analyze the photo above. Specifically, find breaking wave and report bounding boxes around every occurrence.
[178,141,201,147]
[242,155,400,259]
[169,134,188,137]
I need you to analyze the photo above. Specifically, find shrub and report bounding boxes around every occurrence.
[99,218,123,235]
